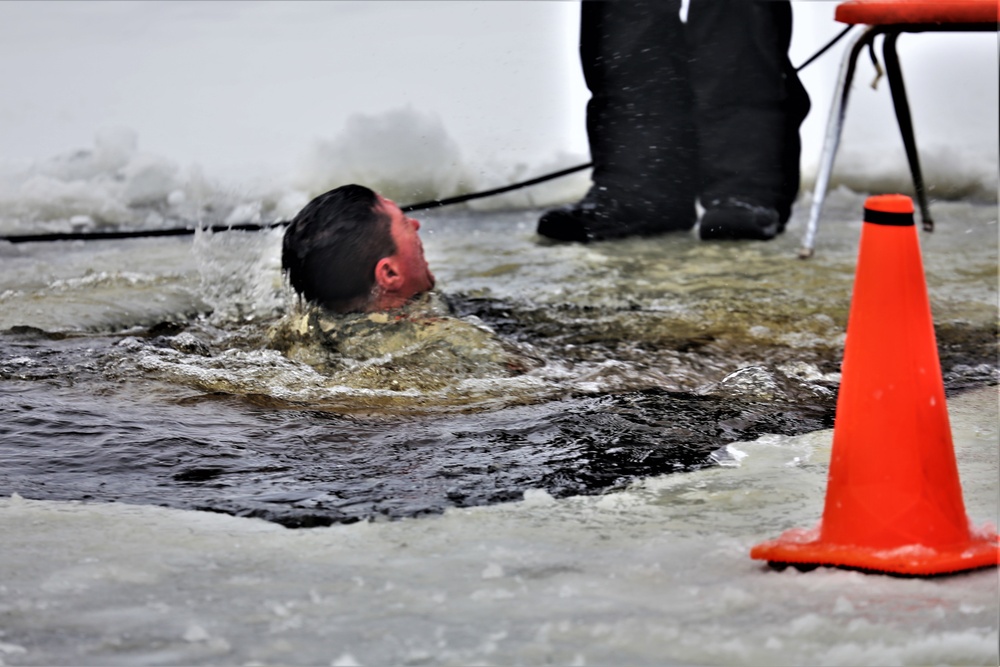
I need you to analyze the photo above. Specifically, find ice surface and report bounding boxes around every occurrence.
[1,386,996,666]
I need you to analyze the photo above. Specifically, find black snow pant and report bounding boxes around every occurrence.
[581,0,810,224]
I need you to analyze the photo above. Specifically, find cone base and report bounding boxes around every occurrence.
[751,527,1000,576]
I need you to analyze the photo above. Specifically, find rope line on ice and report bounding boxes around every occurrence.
[0,27,852,245]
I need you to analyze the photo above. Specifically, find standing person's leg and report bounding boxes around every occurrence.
[687,0,810,240]
[537,0,699,243]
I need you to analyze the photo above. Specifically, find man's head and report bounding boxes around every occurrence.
[281,184,435,313]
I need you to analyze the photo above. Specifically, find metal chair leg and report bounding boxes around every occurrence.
[883,31,934,231]
[799,26,875,259]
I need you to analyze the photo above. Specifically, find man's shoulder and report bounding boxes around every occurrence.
[266,292,536,379]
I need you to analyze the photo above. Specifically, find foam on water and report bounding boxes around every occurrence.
[112,333,564,412]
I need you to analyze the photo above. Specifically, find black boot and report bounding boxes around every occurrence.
[698,197,781,241]
[538,186,696,243]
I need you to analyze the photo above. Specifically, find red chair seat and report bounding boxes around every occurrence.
[836,0,998,25]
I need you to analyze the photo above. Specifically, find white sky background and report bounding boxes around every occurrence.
[0,1,996,185]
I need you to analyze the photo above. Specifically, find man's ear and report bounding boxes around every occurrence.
[374,256,402,292]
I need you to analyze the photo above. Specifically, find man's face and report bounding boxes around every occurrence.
[379,196,435,299]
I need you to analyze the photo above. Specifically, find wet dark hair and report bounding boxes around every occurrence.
[281,184,396,313]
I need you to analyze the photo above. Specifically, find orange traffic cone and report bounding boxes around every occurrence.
[751,194,999,575]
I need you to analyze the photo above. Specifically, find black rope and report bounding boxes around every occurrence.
[794,24,853,73]
[2,27,846,245]
[400,162,592,213]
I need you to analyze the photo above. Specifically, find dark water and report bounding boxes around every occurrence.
[0,310,993,528]
[0,326,836,528]
[1,200,996,527]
